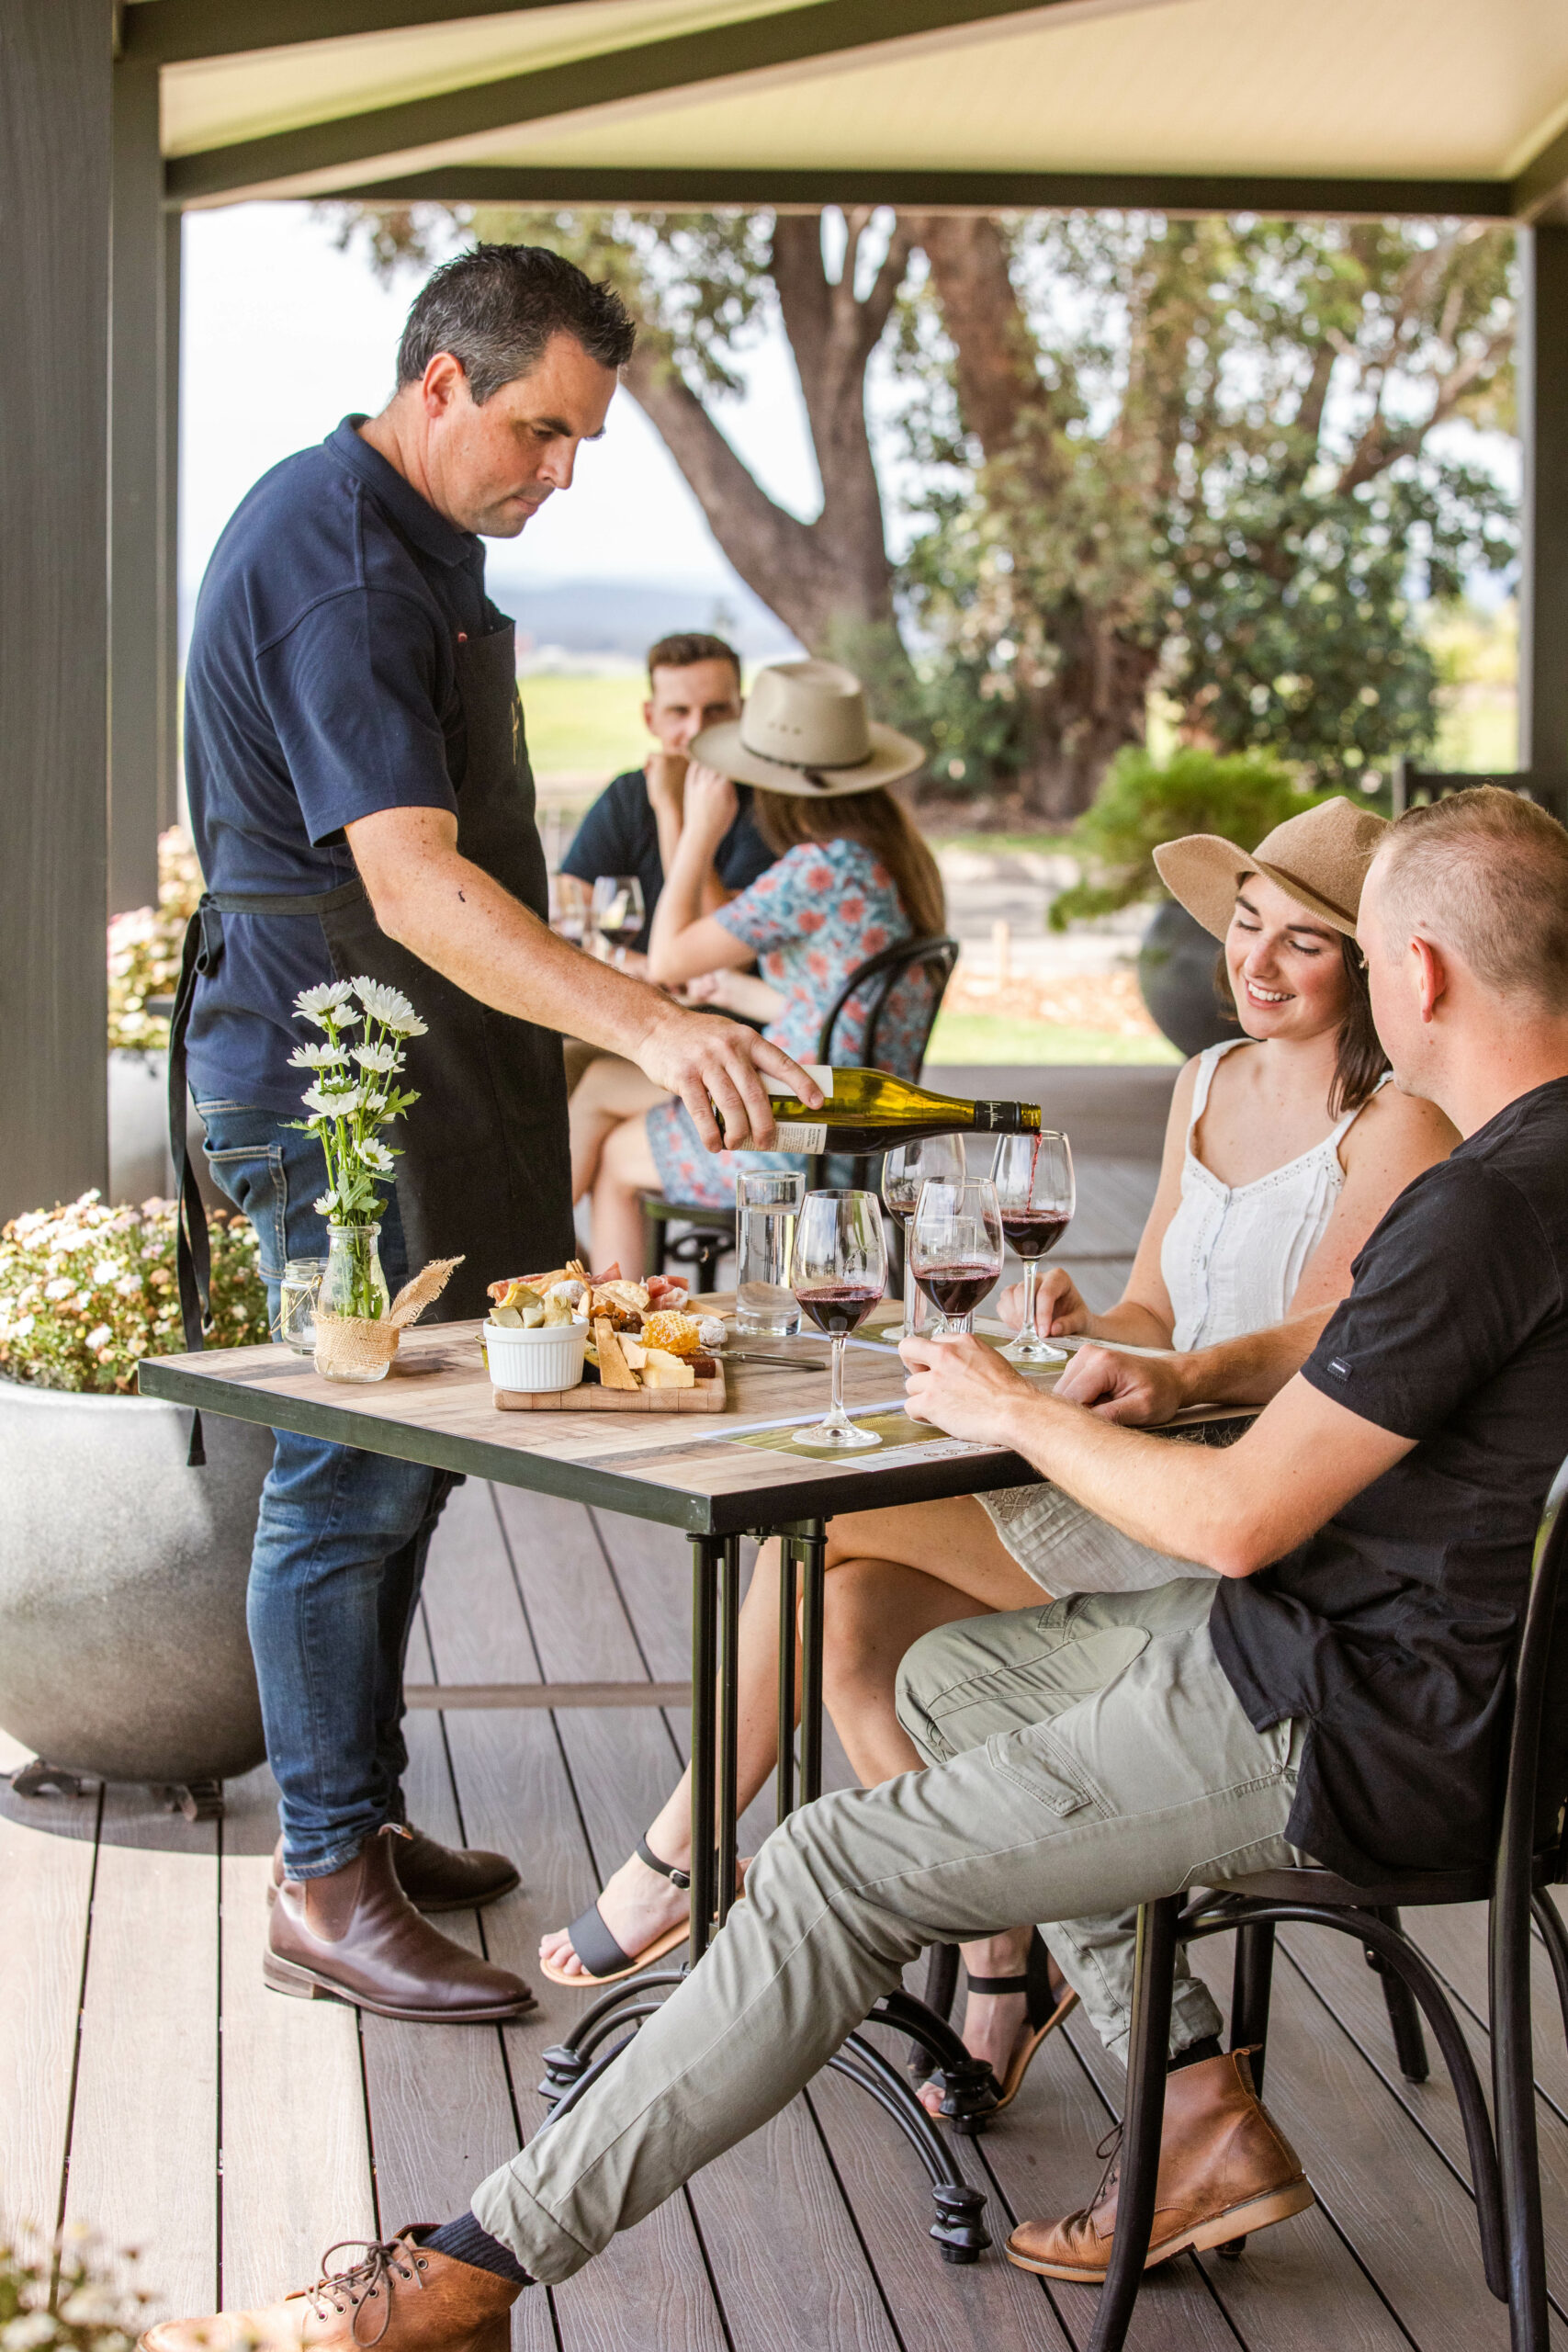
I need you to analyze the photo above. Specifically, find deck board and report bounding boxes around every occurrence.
[0,1729,96,2249]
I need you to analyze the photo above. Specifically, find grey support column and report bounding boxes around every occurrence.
[0,0,112,1218]
[1517,225,1568,775]
[109,51,175,912]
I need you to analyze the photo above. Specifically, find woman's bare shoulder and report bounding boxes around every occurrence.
[1345,1080,1460,1175]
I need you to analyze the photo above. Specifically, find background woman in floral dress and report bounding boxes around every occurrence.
[569,662,944,1276]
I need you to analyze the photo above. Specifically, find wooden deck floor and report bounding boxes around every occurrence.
[3,1144,1562,2348]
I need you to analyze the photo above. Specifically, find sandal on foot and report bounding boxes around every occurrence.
[925,1930,1079,2118]
[539,1838,694,1988]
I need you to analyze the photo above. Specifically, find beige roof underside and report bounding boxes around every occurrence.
[158,0,1568,203]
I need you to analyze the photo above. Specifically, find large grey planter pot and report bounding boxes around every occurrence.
[0,1382,272,1792]
[1138,899,1242,1058]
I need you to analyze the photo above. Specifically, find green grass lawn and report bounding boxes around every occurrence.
[926,1012,1180,1065]
[523,669,649,782]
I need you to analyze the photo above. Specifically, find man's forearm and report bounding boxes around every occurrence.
[373,843,671,1060]
[990,1390,1258,1571]
[1169,1306,1335,1411]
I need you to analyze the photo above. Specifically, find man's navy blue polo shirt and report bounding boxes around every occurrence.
[183,415,510,1114]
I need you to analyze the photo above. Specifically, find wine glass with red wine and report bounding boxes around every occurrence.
[881,1132,966,1340]
[908,1178,1003,1337]
[789,1189,889,1451]
[990,1130,1076,1363]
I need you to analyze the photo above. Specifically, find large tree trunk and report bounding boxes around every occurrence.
[916,213,1153,818]
[623,209,914,660]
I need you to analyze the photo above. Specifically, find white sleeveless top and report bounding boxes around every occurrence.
[1159,1038,1389,1352]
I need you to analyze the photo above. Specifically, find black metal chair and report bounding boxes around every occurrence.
[1393,758,1568,828]
[1082,1451,1568,2352]
[641,933,961,1288]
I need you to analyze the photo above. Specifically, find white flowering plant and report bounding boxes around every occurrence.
[0,2224,149,2352]
[0,1194,268,1396]
[107,829,204,1054]
[290,978,425,1319]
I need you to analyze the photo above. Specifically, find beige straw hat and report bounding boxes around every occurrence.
[690,659,925,796]
[1152,796,1389,942]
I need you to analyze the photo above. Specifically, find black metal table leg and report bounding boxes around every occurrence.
[797,1520,826,1804]
[776,1534,798,1825]
[689,1532,720,1965]
[716,1533,742,1931]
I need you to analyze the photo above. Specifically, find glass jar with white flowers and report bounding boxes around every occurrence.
[288,977,425,1373]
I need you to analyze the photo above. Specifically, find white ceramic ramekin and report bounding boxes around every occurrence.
[482,1318,589,1394]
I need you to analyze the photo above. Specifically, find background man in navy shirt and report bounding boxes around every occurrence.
[558,630,776,1091]
[179,244,815,2025]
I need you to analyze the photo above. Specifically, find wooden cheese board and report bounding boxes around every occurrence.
[494,1361,728,1414]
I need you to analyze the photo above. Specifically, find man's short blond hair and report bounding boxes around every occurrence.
[1374,786,1568,1011]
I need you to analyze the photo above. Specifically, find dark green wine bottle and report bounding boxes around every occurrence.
[720,1066,1043,1158]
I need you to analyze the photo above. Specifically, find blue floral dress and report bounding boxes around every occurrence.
[647,838,935,1207]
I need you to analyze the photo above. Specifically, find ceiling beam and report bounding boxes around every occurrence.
[121,1,572,67]
[1514,118,1568,226]
[162,0,1084,201]
[308,164,1517,221]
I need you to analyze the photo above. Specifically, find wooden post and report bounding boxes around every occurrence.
[0,0,111,1219]
[1517,225,1568,775]
[110,51,174,912]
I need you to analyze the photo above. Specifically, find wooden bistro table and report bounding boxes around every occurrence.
[140,1295,1238,2267]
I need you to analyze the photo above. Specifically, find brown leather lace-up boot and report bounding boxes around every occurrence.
[266,1825,535,2022]
[270,1826,521,1915]
[140,2231,521,2352]
[1006,2049,1314,2280]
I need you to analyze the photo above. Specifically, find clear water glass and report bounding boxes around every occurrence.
[277,1257,325,1353]
[735,1170,804,1335]
[881,1133,966,1340]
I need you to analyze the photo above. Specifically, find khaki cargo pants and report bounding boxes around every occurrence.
[476,1578,1308,2283]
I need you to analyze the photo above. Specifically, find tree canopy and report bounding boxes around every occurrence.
[332,201,1517,818]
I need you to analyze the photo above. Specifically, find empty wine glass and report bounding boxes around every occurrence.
[789,1190,889,1450]
[549,871,591,944]
[908,1177,1002,1337]
[590,874,646,965]
[882,1133,967,1340]
[991,1131,1076,1363]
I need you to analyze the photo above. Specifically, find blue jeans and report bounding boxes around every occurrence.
[197,1101,457,1877]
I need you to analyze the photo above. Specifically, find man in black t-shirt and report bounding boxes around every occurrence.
[558,630,774,955]
[145,792,1568,2352]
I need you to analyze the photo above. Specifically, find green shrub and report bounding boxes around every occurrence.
[0,1193,270,1395]
[1050,747,1323,928]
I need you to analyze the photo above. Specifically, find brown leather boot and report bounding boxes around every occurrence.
[266,1826,536,2022]
[1005,2049,1314,2280]
[140,2230,521,2352]
[270,1826,521,1915]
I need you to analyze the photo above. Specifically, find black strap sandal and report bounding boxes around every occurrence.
[539,1838,693,1987]
[922,1929,1080,2118]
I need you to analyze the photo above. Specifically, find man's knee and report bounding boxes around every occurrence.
[894,1620,970,1762]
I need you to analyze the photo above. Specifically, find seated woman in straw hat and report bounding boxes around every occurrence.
[541,795,1456,2065]
[568,661,945,1276]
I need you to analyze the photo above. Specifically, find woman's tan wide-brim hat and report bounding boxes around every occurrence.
[1152,796,1389,942]
[690,659,926,796]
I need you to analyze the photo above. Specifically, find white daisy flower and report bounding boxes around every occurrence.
[353,977,417,1027]
[85,1323,113,1351]
[313,1193,342,1217]
[294,980,356,1024]
[301,1082,367,1116]
[353,1043,400,1074]
[288,1042,347,1069]
[93,1259,120,1283]
[43,1276,74,1300]
[359,1138,395,1173]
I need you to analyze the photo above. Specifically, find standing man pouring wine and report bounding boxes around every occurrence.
[174,243,817,2024]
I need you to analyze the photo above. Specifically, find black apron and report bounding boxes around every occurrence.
[171,617,575,1363]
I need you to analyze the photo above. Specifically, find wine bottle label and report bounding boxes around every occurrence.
[773,1123,828,1151]
[764,1066,834,1099]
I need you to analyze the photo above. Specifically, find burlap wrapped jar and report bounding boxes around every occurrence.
[314,1257,463,1383]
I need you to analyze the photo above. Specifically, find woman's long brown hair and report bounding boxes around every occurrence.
[1213,932,1387,1117]
[753,786,946,939]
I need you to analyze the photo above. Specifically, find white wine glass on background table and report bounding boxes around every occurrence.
[789,1189,889,1450]
[882,1133,967,1340]
[908,1177,1003,1337]
[991,1130,1076,1363]
[590,874,645,966]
